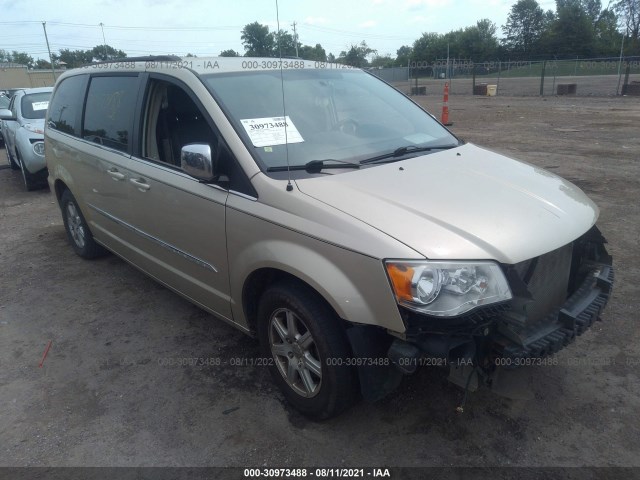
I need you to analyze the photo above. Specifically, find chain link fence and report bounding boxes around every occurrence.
[368,56,640,97]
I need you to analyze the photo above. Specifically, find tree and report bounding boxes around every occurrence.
[299,44,327,61]
[614,0,640,52]
[35,59,51,69]
[459,19,499,60]
[594,9,623,55]
[241,22,275,57]
[90,45,127,61]
[219,49,240,57]
[10,51,35,68]
[273,30,299,56]
[395,45,413,66]
[370,54,395,68]
[502,0,547,57]
[52,48,92,68]
[337,41,377,67]
[549,0,597,56]
[412,32,449,62]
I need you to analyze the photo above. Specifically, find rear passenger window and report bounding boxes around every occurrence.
[83,76,138,153]
[48,75,86,136]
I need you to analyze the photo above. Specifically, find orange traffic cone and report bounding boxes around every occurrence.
[441,82,453,126]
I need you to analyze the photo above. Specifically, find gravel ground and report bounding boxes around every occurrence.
[0,93,639,469]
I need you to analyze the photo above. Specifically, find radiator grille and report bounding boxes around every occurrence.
[514,242,573,323]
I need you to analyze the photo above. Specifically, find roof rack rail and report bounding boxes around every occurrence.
[83,55,181,67]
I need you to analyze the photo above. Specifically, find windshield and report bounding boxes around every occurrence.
[0,95,9,109]
[203,69,458,171]
[21,92,51,120]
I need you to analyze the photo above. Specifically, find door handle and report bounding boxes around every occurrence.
[107,168,125,181]
[130,177,151,192]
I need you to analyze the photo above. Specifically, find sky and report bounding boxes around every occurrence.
[0,0,558,62]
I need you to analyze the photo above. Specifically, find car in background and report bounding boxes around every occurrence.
[0,87,52,190]
[0,93,9,146]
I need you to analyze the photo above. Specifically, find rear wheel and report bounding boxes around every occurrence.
[257,281,358,420]
[60,189,107,259]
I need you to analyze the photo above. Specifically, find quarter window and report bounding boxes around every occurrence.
[48,75,86,136]
[83,76,138,153]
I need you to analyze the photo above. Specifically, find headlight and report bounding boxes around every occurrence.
[33,141,45,156]
[385,260,512,317]
[24,123,45,135]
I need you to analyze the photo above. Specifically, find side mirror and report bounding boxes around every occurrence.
[181,143,215,182]
[0,108,15,121]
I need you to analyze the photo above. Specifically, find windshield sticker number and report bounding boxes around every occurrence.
[32,101,49,111]
[240,116,304,147]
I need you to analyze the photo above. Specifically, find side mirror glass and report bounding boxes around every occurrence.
[181,143,215,182]
[0,108,15,121]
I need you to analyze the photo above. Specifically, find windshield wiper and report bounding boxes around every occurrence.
[359,144,457,165]
[267,159,361,173]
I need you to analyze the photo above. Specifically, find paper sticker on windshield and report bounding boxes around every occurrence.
[32,101,49,111]
[404,133,436,145]
[240,116,304,147]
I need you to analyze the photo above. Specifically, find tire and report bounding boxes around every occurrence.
[17,152,38,191]
[7,146,19,170]
[60,189,107,259]
[257,281,358,420]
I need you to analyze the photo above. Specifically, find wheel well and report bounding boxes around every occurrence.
[242,268,344,334]
[53,179,69,205]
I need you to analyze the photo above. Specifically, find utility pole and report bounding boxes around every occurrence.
[292,21,299,58]
[616,30,626,95]
[42,22,56,82]
[99,23,108,59]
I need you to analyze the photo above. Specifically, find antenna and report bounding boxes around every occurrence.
[275,0,293,192]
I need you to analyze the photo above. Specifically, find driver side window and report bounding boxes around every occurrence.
[143,79,218,168]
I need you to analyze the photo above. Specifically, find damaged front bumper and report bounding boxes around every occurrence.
[350,226,614,401]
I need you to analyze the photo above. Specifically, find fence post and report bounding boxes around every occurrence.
[540,60,546,96]
[622,61,631,95]
[472,66,476,95]
[496,60,501,95]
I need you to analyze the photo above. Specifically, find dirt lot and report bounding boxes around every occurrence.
[1,94,639,469]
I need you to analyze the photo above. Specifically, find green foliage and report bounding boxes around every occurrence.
[337,41,377,67]
[395,45,413,66]
[241,22,275,57]
[299,44,327,61]
[370,54,395,68]
[614,0,640,53]
[219,49,240,57]
[502,0,548,56]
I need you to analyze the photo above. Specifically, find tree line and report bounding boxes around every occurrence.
[1,0,638,70]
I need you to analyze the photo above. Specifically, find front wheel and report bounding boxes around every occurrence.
[60,189,107,259]
[7,146,19,170]
[18,154,38,191]
[257,281,358,420]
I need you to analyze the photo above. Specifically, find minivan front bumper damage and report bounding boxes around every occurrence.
[349,226,614,402]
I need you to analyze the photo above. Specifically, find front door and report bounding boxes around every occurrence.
[126,76,233,321]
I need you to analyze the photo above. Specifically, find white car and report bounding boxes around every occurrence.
[0,87,53,190]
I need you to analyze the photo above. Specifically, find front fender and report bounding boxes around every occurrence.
[16,128,46,173]
[226,207,406,334]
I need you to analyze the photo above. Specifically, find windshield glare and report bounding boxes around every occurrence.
[204,69,458,171]
[21,92,51,120]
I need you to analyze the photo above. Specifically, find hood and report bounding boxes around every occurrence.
[295,143,598,264]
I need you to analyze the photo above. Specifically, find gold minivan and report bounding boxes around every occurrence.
[45,56,614,419]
